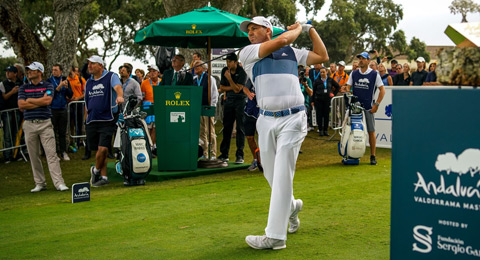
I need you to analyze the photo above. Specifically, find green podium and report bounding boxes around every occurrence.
[153,85,202,171]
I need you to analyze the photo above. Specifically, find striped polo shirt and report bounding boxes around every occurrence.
[239,44,309,111]
[17,81,54,120]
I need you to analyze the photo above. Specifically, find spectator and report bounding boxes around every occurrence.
[342,52,385,165]
[119,65,142,105]
[332,61,349,87]
[388,59,398,77]
[135,68,145,84]
[329,63,337,77]
[378,63,393,86]
[14,63,27,85]
[47,64,73,161]
[298,65,313,133]
[369,60,378,71]
[190,52,202,74]
[424,61,437,85]
[18,62,69,192]
[311,67,340,136]
[352,61,359,71]
[217,52,247,164]
[67,65,85,149]
[393,63,410,86]
[309,63,322,83]
[0,65,21,163]
[193,60,218,160]
[85,55,124,187]
[161,55,194,86]
[410,57,428,86]
[242,79,262,171]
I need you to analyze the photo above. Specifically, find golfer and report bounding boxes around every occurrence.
[239,17,329,249]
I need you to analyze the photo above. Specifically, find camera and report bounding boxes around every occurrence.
[299,70,307,82]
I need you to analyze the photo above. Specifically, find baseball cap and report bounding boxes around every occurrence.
[223,52,238,61]
[26,62,45,73]
[337,61,346,67]
[4,66,18,73]
[240,16,273,33]
[87,55,104,66]
[416,57,426,63]
[356,52,370,60]
[148,64,159,71]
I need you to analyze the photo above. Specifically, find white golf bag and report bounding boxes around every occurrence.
[338,95,367,165]
[114,95,153,186]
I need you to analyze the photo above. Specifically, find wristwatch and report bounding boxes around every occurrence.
[374,102,380,106]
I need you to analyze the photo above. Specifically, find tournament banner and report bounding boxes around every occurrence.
[373,86,393,148]
[391,89,480,259]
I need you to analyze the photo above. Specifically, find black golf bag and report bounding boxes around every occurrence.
[115,96,153,186]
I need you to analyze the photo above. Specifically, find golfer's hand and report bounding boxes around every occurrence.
[370,105,379,113]
[287,22,301,32]
[116,96,124,105]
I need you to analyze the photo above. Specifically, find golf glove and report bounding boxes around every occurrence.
[301,22,313,33]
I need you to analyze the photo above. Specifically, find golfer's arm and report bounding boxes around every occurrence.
[258,25,302,59]
[18,99,37,109]
[306,28,329,66]
[27,95,53,106]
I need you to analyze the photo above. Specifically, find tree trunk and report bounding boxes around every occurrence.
[0,1,47,66]
[47,0,89,77]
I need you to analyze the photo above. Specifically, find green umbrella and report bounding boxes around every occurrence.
[134,6,284,48]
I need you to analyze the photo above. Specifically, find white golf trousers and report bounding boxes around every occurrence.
[256,111,307,240]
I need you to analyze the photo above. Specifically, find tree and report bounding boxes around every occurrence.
[0,0,90,76]
[407,37,430,62]
[449,0,480,23]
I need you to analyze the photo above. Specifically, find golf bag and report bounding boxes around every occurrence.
[338,95,367,165]
[115,96,153,186]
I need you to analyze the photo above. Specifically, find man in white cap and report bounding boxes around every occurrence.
[239,16,329,249]
[410,57,428,86]
[18,62,69,192]
[85,55,124,187]
[332,60,349,87]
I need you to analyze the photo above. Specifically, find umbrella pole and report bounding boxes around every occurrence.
[207,36,212,160]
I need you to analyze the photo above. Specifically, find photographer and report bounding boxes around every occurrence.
[298,66,313,131]
[311,67,340,136]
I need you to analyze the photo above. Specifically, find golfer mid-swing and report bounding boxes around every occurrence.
[239,17,329,249]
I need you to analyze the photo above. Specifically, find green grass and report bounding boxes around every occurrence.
[0,130,391,259]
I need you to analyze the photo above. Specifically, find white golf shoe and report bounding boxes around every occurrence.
[288,199,303,233]
[30,185,46,193]
[57,184,69,191]
[245,235,286,250]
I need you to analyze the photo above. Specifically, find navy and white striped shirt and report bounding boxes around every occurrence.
[17,81,54,120]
